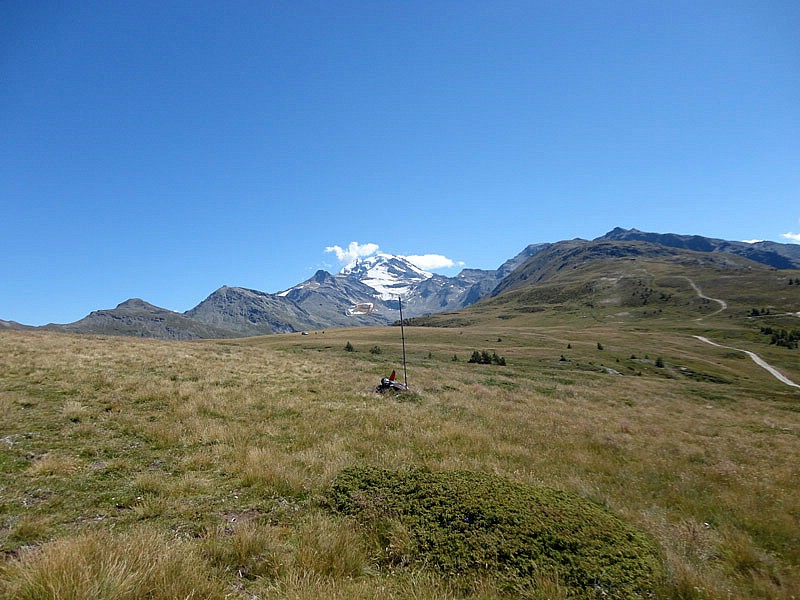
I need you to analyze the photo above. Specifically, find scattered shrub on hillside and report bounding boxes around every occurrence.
[327,466,664,598]
[760,326,799,349]
[344,341,354,352]
[468,350,506,366]
[655,357,665,368]
[369,345,382,355]
[596,342,604,350]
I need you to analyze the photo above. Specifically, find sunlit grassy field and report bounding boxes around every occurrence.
[1,298,799,598]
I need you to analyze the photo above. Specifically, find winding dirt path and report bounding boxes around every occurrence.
[693,336,800,389]
[681,277,727,319]
[679,278,799,389]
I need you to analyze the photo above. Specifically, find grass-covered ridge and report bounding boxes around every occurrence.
[328,466,663,597]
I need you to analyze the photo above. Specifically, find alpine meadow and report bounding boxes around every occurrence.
[2,237,800,599]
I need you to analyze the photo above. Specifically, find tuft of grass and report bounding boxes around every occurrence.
[0,526,230,600]
[202,520,287,581]
[61,399,88,422]
[327,466,664,597]
[236,446,310,497]
[291,512,371,579]
[26,452,82,477]
[4,514,54,546]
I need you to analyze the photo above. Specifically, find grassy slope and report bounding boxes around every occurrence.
[1,261,799,598]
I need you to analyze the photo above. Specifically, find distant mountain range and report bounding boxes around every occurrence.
[601,227,800,269]
[3,228,799,339]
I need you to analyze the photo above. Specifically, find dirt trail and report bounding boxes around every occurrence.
[693,336,800,389]
[681,277,727,319]
[681,278,799,389]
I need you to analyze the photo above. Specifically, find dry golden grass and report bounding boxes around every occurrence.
[1,526,230,599]
[1,321,799,598]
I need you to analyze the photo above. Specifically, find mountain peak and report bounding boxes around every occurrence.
[311,269,334,283]
[340,253,432,300]
[115,298,165,312]
[604,226,635,237]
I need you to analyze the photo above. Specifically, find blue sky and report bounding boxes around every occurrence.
[2,1,799,326]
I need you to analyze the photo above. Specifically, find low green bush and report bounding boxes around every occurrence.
[327,466,663,598]
[468,350,506,365]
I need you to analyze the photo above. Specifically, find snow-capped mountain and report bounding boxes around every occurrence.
[274,253,497,320]
[334,252,504,318]
[36,249,516,337]
[340,253,433,300]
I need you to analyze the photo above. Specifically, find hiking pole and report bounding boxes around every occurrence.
[398,296,408,388]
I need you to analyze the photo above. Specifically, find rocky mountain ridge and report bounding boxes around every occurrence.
[33,252,510,339]
[600,228,800,269]
[10,228,800,339]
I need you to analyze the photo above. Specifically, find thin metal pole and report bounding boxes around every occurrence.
[398,296,408,388]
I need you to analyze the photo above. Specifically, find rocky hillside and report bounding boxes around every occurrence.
[600,227,800,269]
[44,299,236,340]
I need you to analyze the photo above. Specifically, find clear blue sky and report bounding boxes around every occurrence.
[2,1,799,326]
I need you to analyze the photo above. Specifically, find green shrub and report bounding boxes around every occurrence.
[327,466,663,598]
[468,350,506,365]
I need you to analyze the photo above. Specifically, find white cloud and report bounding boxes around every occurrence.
[782,232,800,243]
[324,242,464,272]
[742,239,763,244]
[324,241,380,263]
[403,254,465,271]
